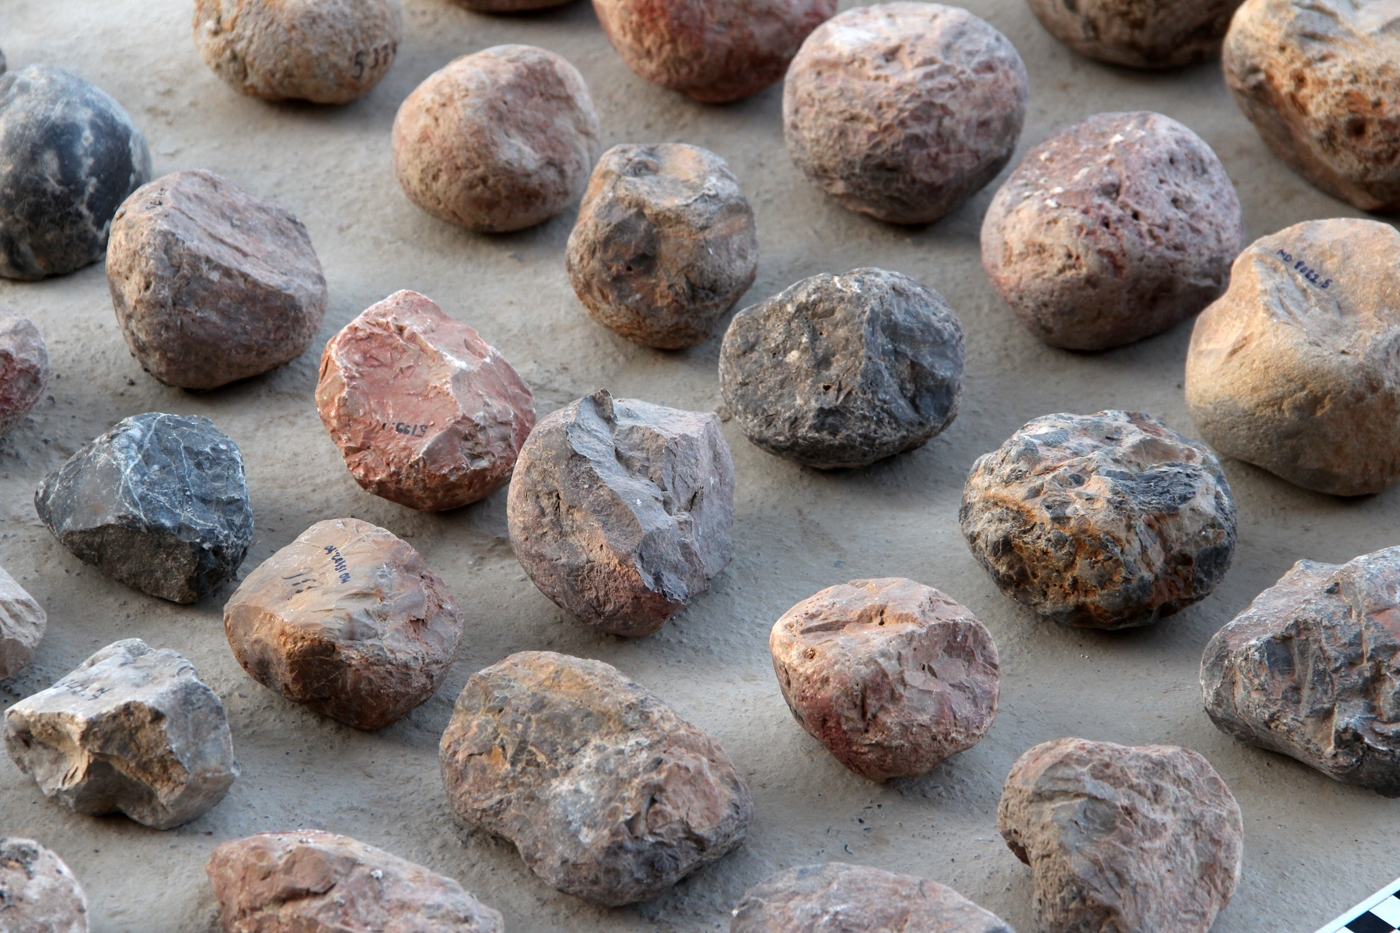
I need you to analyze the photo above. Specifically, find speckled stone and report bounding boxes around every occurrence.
[0,304,49,435]
[0,838,89,933]
[0,564,46,681]
[1027,0,1243,67]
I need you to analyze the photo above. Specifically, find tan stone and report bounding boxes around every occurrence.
[1027,0,1243,67]
[0,563,45,680]
[0,838,89,933]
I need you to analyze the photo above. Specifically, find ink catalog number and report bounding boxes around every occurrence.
[1275,249,1332,289]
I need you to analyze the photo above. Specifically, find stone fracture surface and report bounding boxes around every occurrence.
[206,831,503,933]
[34,412,253,604]
[193,0,401,104]
[720,268,964,470]
[784,3,1028,224]
[439,651,752,905]
[107,170,328,390]
[317,290,535,511]
[981,111,1244,351]
[998,737,1243,933]
[769,578,1000,781]
[224,518,465,731]
[0,304,49,435]
[0,564,46,681]
[1027,0,1243,67]
[392,45,599,233]
[566,143,759,349]
[1186,219,1400,496]
[0,65,151,280]
[0,838,89,933]
[507,390,734,637]
[961,410,1237,629]
[3,639,238,830]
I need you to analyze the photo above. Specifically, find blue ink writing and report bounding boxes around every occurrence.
[1275,249,1331,289]
[323,545,352,584]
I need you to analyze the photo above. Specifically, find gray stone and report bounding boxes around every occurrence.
[0,564,45,681]
[0,304,50,436]
[0,838,89,933]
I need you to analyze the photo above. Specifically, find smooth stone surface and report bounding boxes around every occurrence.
[0,838,89,933]
[34,412,253,604]
[0,304,49,435]
[439,651,753,906]
[1027,0,1243,67]
[0,564,46,681]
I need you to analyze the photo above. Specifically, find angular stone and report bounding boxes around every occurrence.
[0,304,49,435]
[34,413,254,604]
[1186,219,1400,496]
[317,290,535,512]
[998,737,1243,933]
[0,838,89,933]
[719,268,964,470]
[566,143,759,350]
[3,638,239,830]
[982,111,1244,351]
[206,830,503,933]
[439,651,752,906]
[1028,0,1242,67]
[0,564,45,681]
[224,518,464,731]
[770,578,999,781]
[507,390,733,637]
[0,65,151,280]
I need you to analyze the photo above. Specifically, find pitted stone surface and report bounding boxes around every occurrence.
[0,838,89,933]
[1027,0,1244,67]
[0,304,49,435]
[0,564,45,681]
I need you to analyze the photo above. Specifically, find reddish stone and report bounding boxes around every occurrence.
[0,304,48,435]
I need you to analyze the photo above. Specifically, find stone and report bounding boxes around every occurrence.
[439,650,752,906]
[0,564,46,681]
[565,143,759,350]
[3,638,238,830]
[193,0,401,105]
[981,111,1244,351]
[731,863,1014,933]
[0,65,151,280]
[1185,219,1400,496]
[316,290,535,512]
[223,518,464,731]
[997,737,1243,933]
[206,830,503,933]
[961,410,1237,629]
[0,838,89,933]
[783,4,1027,225]
[593,0,836,103]
[34,412,254,604]
[107,170,328,390]
[507,390,734,637]
[1027,0,1243,68]
[0,304,50,435]
[392,45,599,233]
[719,268,964,470]
[769,578,1000,781]
[452,0,570,9]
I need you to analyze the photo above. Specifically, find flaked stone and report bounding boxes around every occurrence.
[3,638,238,830]
[982,111,1244,351]
[507,390,733,637]
[1028,0,1243,67]
[998,737,1243,933]
[317,290,535,512]
[961,411,1237,629]
[439,650,752,905]
[770,578,999,781]
[34,413,253,604]
[0,564,45,681]
[0,65,151,280]
[1186,219,1400,496]
[0,838,89,933]
[784,4,1027,225]
[719,268,964,470]
[566,143,758,349]
[0,304,49,435]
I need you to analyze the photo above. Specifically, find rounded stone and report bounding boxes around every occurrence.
[783,3,1028,225]
[769,578,1000,781]
[1027,0,1243,68]
[1185,219,1400,496]
[392,45,599,233]
[0,65,151,280]
[719,268,965,470]
[193,0,401,105]
[452,0,572,10]
[981,111,1244,351]
[961,410,1237,629]
[566,143,759,349]
[0,838,90,933]
[0,305,49,436]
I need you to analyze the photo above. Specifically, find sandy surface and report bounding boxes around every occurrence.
[0,1,1395,931]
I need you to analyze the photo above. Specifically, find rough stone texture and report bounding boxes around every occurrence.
[1186,219,1400,496]
[107,170,327,390]
[452,0,571,10]
[193,0,401,105]
[392,45,599,233]
[981,111,1244,351]
[998,737,1243,933]
[565,143,758,350]
[3,639,239,830]
[0,64,151,280]
[223,518,464,731]
[34,412,253,604]
[0,838,89,933]
[316,290,535,512]
[1027,0,1243,67]
[206,831,503,933]
[769,578,1000,781]
[0,304,49,435]
[507,390,734,637]
[961,411,1237,629]
[0,564,45,681]
[719,268,964,470]
[783,4,1028,225]
[439,651,752,906]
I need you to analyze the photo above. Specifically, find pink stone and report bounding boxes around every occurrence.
[0,304,48,436]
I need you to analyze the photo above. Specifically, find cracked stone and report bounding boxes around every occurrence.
[0,563,45,681]
[0,304,49,435]
[0,838,89,933]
